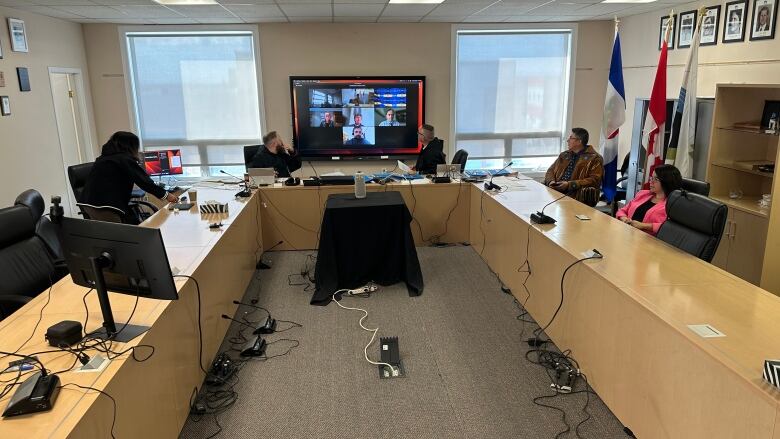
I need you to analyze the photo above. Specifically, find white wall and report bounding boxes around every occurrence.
[0,6,97,210]
[618,1,780,161]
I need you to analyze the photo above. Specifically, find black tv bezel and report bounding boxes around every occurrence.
[289,75,425,161]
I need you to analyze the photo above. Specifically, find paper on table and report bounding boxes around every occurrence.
[397,160,412,174]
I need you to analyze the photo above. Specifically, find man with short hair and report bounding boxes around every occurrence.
[379,109,400,127]
[350,113,364,128]
[319,112,334,128]
[250,131,302,178]
[345,126,369,145]
[413,124,446,175]
[544,127,604,206]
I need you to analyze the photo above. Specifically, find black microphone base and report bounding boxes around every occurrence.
[484,181,501,191]
[240,337,267,357]
[530,211,556,224]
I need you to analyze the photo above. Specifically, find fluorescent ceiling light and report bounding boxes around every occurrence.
[153,0,218,5]
[389,0,446,4]
[601,0,657,3]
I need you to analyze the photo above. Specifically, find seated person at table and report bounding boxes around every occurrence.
[616,164,682,235]
[413,124,445,175]
[82,131,179,224]
[544,128,604,206]
[250,131,302,178]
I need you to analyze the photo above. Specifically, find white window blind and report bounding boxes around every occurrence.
[126,31,262,177]
[454,30,573,170]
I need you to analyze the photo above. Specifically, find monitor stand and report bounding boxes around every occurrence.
[88,254,150,343]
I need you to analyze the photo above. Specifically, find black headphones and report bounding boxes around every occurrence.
[284,177,301,186]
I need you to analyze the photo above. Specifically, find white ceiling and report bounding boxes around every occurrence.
[0,0,693,24]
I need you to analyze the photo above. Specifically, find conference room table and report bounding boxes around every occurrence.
[1,176,780,438]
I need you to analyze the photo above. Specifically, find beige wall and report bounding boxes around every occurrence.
[83,21,611,176]
[0,7,97,210]
[619,1,780,161]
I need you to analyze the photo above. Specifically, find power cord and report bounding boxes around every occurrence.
[172,274,209,375]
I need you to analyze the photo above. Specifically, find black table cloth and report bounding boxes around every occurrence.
[311,191,424,305]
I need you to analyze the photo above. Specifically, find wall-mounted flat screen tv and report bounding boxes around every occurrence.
[290,76,425,160]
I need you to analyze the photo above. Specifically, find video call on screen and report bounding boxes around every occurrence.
[291,78,424,158]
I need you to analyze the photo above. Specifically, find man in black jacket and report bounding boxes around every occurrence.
[250,131,302,178]
[83,131,178,224]
[413,124,446,175]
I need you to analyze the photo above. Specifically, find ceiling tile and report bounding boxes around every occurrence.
[11,4,86,18]
[381,4,437,16]
[474,4,542,16]
[377,16,421,21]
[218,0,276,3]
[333,3,385,16]
[243,17,289,22]
[573,3,634,16]
[333,16,380,21]
[91,0,157,5]
[166,5,235,17]
[503,15,559,21]
[111,5,184,18]
[225,4,284,17]
[333,0,387,4]
[196,17,245,23]
[99,18,153,23]
[427,3,492,16]
[0,0,35,6]
[462,15,507,21]
[52,5,125,18]
[279,3,332,17]
[31,0,98,5]
[288,16,333,21]
[148,17,200,23]
[421,15,466,21]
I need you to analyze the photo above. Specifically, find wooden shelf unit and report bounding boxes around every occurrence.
[707,84,780,294]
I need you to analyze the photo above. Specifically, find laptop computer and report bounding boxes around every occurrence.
[436,164,461,179]
[247,168,275,186]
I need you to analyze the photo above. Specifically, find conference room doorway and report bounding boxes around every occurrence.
[48,67,93,216]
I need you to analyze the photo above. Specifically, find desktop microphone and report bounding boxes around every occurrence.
[484,161,514,191]
[219,169,244,183]
[233,300,270,313]
[221,314,263,335]
[220,170,252,198]
[0,351,59,417]
[530,193,567,224]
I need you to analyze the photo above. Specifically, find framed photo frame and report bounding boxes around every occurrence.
[750,0,777,40]
[724,0,749,42]
[660,15,676,50]
[7,18,28,53]
[678,10,698,48]
[701,6,721,45]
[1,96,10,116]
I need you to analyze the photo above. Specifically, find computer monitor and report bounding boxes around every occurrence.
[143,149,183,176]
[59,217,179,342]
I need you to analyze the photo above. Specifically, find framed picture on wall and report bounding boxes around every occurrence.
[1,96,10,116]
[724,0,749,42]
[678,10,698,48]
[8,18,28,53]
[701,5,721,45]
[660,15,676,50]
[750,0,777,40]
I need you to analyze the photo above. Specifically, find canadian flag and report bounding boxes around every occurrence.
[642,22,670,188]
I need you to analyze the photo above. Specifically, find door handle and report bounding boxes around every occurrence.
[730,221,736,240]
[723,220,731,238]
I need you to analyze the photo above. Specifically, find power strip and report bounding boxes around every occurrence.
[346,283,379,296]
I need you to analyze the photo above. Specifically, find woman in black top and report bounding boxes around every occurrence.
[82,131,178,224]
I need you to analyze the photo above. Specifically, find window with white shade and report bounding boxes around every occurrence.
[453,28,574,170]
[125,31,263,177]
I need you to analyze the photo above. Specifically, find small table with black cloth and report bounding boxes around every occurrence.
[311,191,424,305]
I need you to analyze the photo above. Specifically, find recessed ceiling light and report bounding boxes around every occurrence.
[153,0,218,5]
[601,0,657,3]
[388,0,446,4]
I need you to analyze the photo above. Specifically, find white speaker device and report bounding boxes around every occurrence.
[354,171,366,199]
[763,359,780,389]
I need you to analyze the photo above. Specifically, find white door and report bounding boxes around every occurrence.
[50,70,90,216]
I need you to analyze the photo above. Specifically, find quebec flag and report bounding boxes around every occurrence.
[599,31,625,202]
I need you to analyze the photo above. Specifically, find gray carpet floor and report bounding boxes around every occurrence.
[179,246,629,439]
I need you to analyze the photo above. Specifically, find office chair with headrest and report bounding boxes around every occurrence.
[681,178,710,196]
[452,149,469,172]
[76,203,125,223]
[14,189,63,261]
[0,201,66,319]
[244,144,262,167]
[656,190,728,262]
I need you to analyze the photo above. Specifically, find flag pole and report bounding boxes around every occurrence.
[665,10,675,44]
[614,15,620,35]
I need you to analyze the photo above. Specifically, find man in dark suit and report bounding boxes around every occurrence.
[250,131,302,178]
[413,124,445,175]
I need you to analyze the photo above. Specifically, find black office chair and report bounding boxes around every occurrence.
[656,190,728,262]
[681,178,710,196]
[244,144,262,167]
[452,149,468,172]
[14,189,63,261]
[0,198,68,319]
[67,162,157,221]
[76,203,125,224]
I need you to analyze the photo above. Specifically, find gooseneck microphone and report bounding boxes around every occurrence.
[221,170,252,198]
[221,314,262,334]
[531,193,567,224]
[219,169,244,183]
[484,161,514,191]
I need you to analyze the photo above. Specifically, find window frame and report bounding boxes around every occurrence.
[449,23,578,170]
[118,25,266,178]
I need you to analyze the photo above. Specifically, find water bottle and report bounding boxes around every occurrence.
[354,171,366,199]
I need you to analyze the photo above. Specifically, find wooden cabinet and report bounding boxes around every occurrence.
[713,209,768,285]
[707,84,780,294]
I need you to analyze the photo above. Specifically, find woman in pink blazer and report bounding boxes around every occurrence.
[616,164,683,235]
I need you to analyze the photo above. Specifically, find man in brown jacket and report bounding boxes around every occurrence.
[544,128,604,206]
